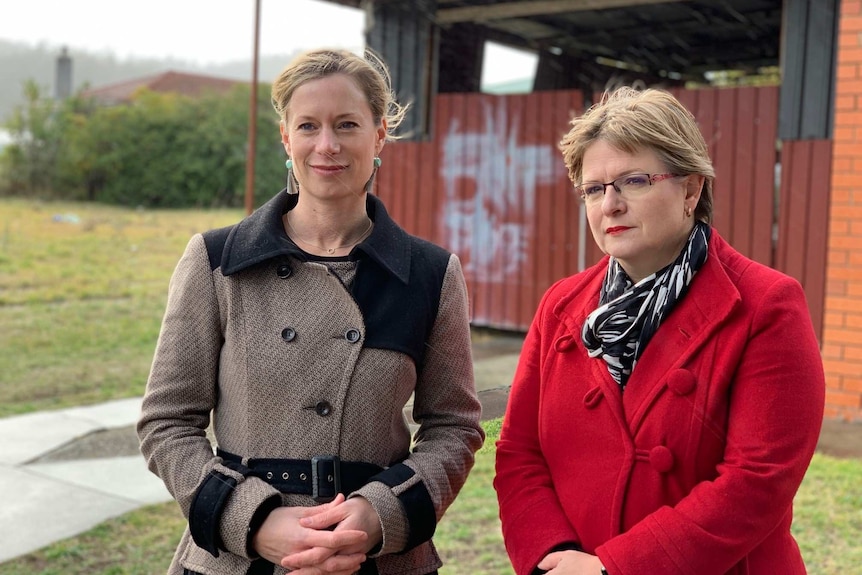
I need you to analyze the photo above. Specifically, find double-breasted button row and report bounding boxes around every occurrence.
[281,327,362,344]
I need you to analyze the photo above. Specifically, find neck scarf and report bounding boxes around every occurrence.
[582,221,711,390]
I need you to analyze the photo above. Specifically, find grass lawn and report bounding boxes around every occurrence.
[0,199,243,417]
[1,199,860,573]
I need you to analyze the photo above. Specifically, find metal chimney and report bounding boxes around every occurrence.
[55,47,72,100]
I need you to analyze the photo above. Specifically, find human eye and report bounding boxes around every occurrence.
[297,122,316,131]
[619,173,650,190]
[338,120,359,129]
[580,183,604,197]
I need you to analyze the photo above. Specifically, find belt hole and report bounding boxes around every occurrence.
[327,474,333,483]
[266,472,273,480]
[300,473,308,481]
[282,472,290,480]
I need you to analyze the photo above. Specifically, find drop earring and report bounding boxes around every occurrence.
[364,157,382,194]
[285,158,298,195]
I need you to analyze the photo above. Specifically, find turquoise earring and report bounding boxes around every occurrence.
[365,157,382,194]
[285,158,298,195]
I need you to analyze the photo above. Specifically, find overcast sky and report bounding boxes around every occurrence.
[0,0,536,85]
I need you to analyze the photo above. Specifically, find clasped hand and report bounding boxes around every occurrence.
[253,493,382,575]
[538,550,604,574]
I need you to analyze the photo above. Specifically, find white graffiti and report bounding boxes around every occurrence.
[441,101,558,282]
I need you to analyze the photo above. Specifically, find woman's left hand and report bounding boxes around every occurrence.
[538,550,605,574]
[281,496,383,572]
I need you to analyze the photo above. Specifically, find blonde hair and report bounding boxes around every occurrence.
[271,48,408,140]
[559,87,715,223]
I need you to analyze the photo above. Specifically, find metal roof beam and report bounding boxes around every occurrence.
[437,0,687,24]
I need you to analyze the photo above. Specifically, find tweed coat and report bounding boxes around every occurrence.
[138,191,484,575]
[494,230,825,575]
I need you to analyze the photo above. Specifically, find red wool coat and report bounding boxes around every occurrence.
[495,230,825,575]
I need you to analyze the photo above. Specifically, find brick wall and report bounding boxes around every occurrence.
[824,0,862,420]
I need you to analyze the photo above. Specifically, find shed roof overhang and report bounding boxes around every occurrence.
[322,0,783,82]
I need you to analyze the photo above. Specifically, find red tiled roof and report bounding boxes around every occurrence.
[81,70,243,105]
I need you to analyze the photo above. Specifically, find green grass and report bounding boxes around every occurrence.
[0,199,243,417]
[1,199,860,573]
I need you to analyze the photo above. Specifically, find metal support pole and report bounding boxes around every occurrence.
[244,0,261,215]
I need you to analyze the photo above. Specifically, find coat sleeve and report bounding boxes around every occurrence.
[352,254,485,556]
[494,282,583,575]
[596,274,826,575]
[137,234,281,559]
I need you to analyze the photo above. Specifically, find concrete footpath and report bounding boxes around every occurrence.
[0,350,520,564]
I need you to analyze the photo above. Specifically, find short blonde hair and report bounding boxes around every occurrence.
[271,48,408,140]
[560,87,715,223]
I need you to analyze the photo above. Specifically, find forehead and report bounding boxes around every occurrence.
[581,140,663,177]
[287,74,372,119]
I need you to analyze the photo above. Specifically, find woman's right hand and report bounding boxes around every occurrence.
[252,494,368,567]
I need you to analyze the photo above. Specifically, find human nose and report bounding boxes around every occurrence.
[600,183,626,213]
[316,127,340,154]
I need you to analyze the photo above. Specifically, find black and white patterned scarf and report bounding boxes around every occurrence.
[582,221,711,390]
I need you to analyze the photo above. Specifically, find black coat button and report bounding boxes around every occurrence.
[281,327,296,342]
[344,328,361,343]
[315,401,333,417]
[276,264,292,278]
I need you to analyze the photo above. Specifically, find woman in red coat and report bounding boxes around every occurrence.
[494,87,825,575]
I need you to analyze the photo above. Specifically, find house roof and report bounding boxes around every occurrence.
[321,0,783,82]
[81,70,242,105]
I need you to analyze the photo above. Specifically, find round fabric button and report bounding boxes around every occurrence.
[344,328,361,343]
[315,401,333,417]
[667,370,696,396]
[276,264,292,279]
[281,327,296,342]
[649,446,675,473]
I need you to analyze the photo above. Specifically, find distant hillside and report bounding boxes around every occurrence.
[0,39,302,121]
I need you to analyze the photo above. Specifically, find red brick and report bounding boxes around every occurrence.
[823,298,862,316]
[834,157,854,172]
[837,48,862,65]
[825,389,862,408]
[831,220,851,235]
[822,342,845,359]
[843,344,862,360]
[837,94,858,111]
[830,189,852,204]
[828,278,848,296]
[830,205,862,220]
[842,376,862,392]
[845,313,862,328]
[824,311,846,327]
[843,0,862,16]
[848,283,862,297]
[831,172,862,188]
[826,264,862,279]
[828,249,850,266]
[834,126,856,142]
[840,31,862,48]
[850,252,862,265]
[842,15,862,31]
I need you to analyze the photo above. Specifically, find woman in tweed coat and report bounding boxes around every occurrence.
[137,48,484,575]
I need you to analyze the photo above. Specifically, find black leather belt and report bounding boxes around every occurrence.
[217,449,383,503]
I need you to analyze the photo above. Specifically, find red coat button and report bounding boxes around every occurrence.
[583,386,603,409]
[667,370,696,396]
[649,446,674,473]
[554,335,577,353]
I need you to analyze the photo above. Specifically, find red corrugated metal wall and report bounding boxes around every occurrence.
[375,85,828,335]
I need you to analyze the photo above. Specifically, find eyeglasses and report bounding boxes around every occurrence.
[575,173,680,205]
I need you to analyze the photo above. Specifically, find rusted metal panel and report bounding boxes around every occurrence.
[776,139,831,341]
[376,86,803,333]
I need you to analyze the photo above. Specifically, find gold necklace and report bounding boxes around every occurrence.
[286,215,373,254]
